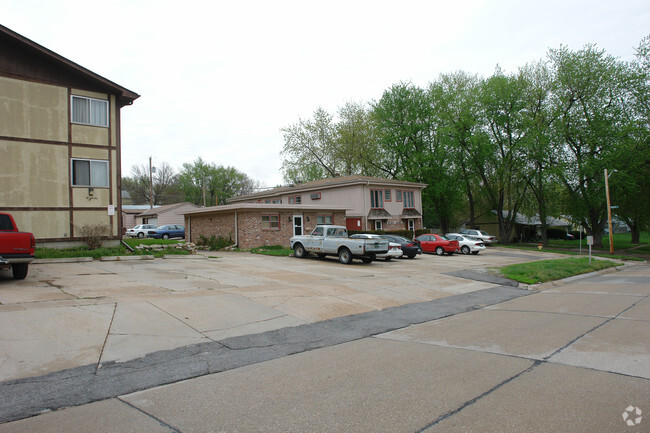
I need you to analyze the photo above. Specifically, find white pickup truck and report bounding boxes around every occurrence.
[290,225,389,264]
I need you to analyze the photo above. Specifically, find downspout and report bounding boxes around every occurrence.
[235,210,238,246]
[364,180,370,231]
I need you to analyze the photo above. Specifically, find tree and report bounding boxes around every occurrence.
[122,161,178,205]
[519,61,559,245]
[372,82,465,232]
[280,107,339,181]
[460,68,533,243]
[549,44,633,247]
[433,72,486,230]
[177,158,261,206]
[280,103,379,183]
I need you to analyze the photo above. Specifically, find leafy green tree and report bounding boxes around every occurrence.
[280,103,379,183]
[610,36,650,243]
[461,68,533,243]
[549,44,633,247]
[519,61,559,245]
[372,82,465,232]
[178,158,260,206]
[280,107,339,181]
[432,72,486,229]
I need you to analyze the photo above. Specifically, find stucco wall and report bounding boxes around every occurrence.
[0,77,68,142]
[0,76,121,241]
[0,139,69,207]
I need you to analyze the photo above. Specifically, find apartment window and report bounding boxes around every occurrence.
[403,190,415,208]
[71,159,109,187]
[384,189,391,202]
[370,189,383,208]
[288,196,302,204]
[71,96,109,127]
[396,190,402,202]
[317,215,333,225]
[261,214,279,230]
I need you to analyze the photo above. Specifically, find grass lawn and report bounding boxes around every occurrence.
[36,238,190,259]
[498,257,620,285]
[248,245,293,256]
[545,232,650,252]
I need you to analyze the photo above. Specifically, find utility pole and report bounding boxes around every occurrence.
[149,157,153,209]
[604,168,615,255]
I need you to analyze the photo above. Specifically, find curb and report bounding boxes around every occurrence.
[100,255,155,262]
[32,257,94,264]
[162,254,207,260]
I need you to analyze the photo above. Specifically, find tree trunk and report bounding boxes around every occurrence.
[630,223,640,244]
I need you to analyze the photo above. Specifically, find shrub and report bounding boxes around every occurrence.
[78,224,110,249]
[196,234,234,250]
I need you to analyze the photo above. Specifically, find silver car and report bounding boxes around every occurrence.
[126,224,157,238]
[350,234,404,261]
[460,229,498,245]
[446,233,486,255]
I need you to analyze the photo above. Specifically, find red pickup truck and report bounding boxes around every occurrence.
[0,213,35,280]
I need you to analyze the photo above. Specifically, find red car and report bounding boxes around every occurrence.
[415,234,459,256]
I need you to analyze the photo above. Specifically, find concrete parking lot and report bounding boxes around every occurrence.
[0,248,648,432]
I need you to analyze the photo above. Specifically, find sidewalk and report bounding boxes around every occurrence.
[0,255,648,432]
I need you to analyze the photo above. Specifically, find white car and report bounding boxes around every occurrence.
[446,233,486,255]
[349,234,404,261]
[460,229,498,245]
[126,224,157,238]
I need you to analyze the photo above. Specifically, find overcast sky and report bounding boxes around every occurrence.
[4,0,649,187]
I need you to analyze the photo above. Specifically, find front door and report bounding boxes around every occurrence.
[293,215,303,236]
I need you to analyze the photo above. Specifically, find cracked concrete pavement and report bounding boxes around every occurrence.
[0,248,648,431]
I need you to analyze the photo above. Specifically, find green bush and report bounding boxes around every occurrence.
[196,234,234,250]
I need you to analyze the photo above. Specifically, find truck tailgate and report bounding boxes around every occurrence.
[0,232,34,257]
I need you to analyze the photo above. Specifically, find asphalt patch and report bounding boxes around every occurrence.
[0,285,529,424]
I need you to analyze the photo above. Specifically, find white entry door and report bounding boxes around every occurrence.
[293,215,303,236]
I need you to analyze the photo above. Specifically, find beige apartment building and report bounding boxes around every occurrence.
[0,25,139,245]
[228,176,427,232]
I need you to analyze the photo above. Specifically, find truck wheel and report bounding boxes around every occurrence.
[12,264,28,280]
[435,246,445,256]
[293,243,307,258]
[338,248,353,264]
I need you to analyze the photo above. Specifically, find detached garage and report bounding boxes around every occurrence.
[184,203,348,249]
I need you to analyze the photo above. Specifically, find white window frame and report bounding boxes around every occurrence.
[71,95,109,127]
[71,158,109,187]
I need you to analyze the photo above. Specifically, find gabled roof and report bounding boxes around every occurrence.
[139,202,200,217]
[0,24,139,107]
[229,175,428,203]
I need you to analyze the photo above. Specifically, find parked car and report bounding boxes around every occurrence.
[379,234,422,259]
[290,225,388,264]
[415,234,459,256]
[0,212,35,280]
[445,233,486,255]
[460,229,498,245]
[147,225,185,239]
[126,224,157,238]
[350,234,404,261]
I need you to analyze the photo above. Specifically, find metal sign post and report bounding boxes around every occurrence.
[587,236,594,264]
